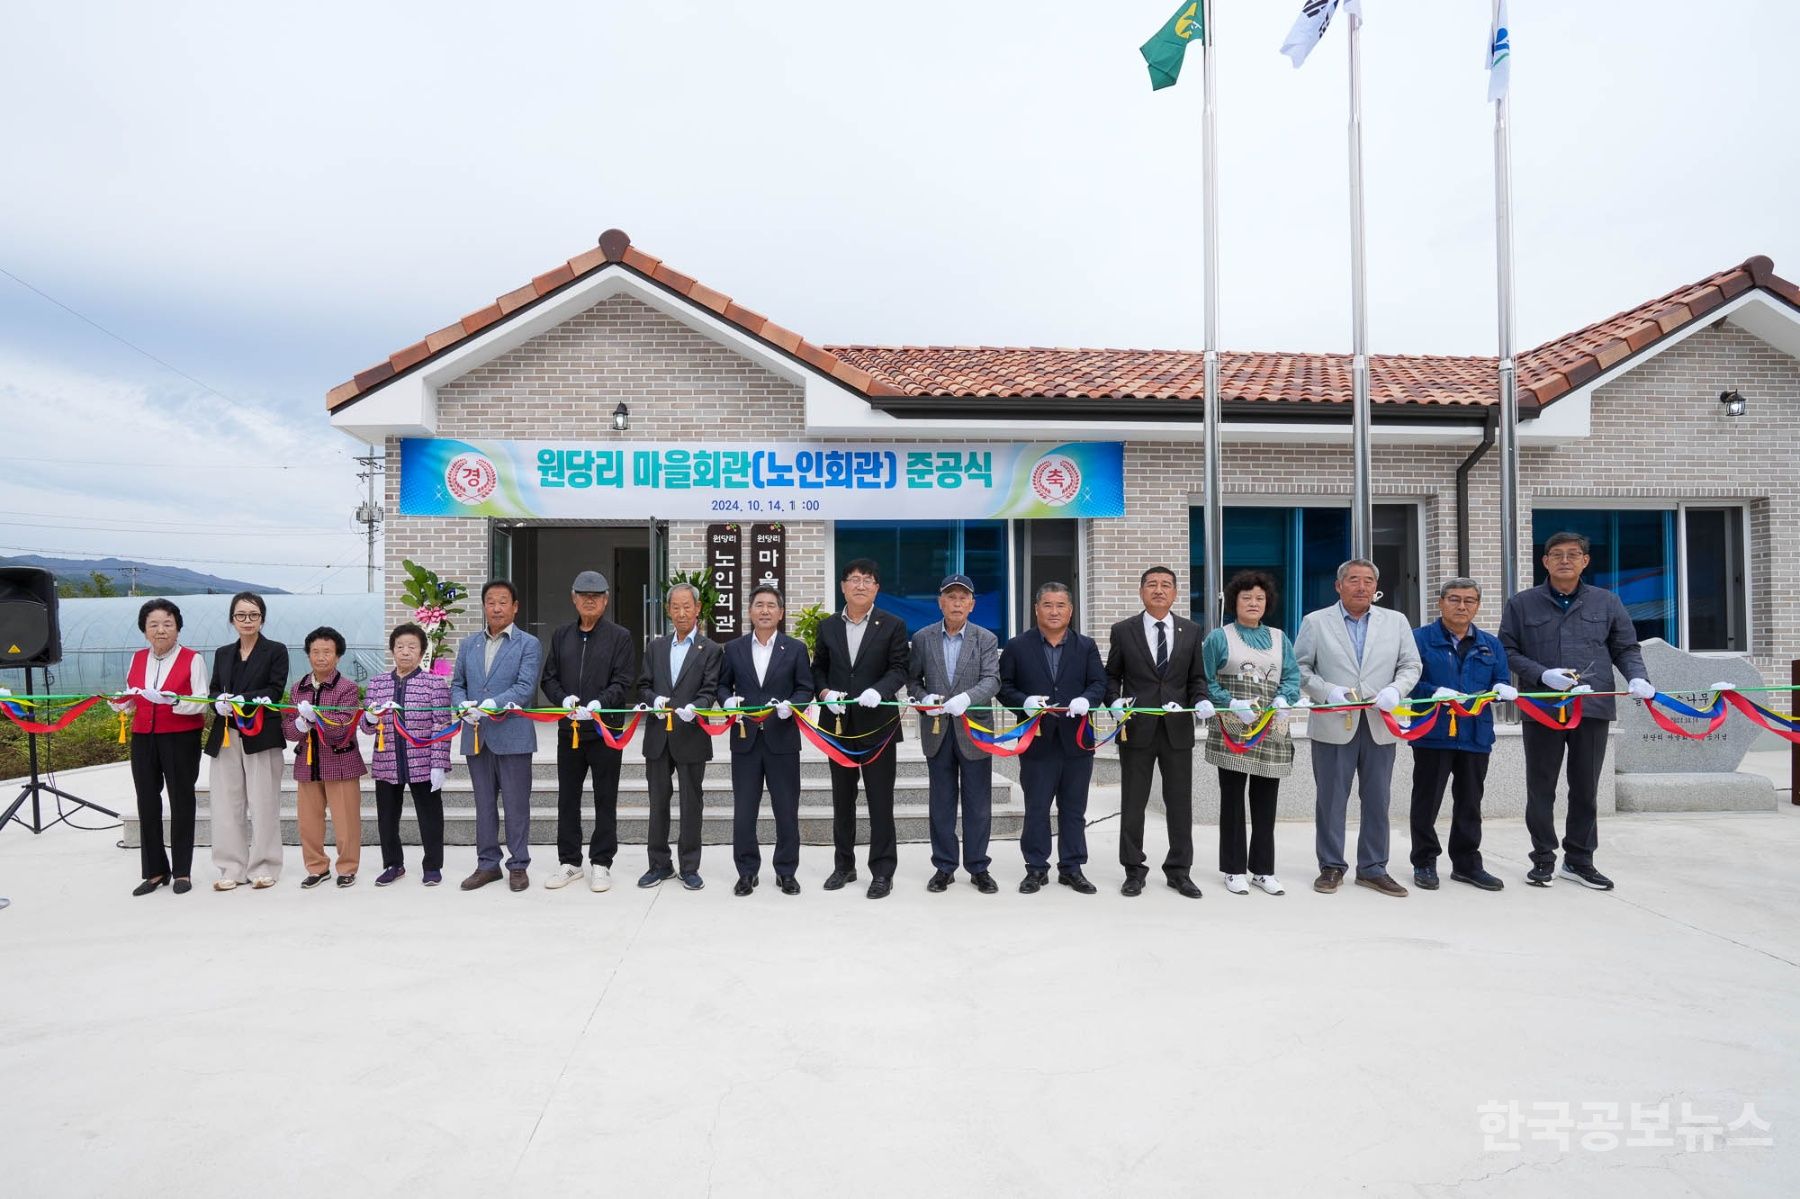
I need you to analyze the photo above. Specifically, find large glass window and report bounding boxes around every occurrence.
[1189,504,1419,630]
[834,521,1009,637]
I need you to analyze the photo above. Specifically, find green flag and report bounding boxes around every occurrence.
[1141,1,1203,90]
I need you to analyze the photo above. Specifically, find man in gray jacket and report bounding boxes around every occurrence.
[1499,530,1653,891]
[908,575,1003,894]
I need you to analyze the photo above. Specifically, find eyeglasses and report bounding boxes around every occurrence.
[232,612,262,622]
[1441,596,1481,606]
[1543,552,1587,563]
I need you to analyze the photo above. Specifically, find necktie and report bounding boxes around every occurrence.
[1155,621,1168,675]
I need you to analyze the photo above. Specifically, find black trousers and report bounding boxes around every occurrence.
[376,779,444,870]
[1409,747,1490,872]
[1217,768,1279,876]
[1117,719,1195,880]
[131,728,202,880]
[646,755,705,874]
[830,745,898,878]
[731,740,802,879]
[1522,718,1611,869]
[556,720,623,867]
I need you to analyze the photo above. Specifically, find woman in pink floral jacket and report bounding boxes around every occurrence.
[359,622,452,887]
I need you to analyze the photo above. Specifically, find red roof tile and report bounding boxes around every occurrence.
[326,233,1800,417]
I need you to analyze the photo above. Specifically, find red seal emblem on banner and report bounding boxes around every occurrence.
[445,454,498,505]
[1030,454,1081,507]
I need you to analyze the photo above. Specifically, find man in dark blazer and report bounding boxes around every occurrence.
[539,569,639,893]
[719,584,815,896]
[635,583,722,891]
[810,557,910,899]
[998,582,1108,895]
[1105,565,1209,899]
[907,573,1003,894]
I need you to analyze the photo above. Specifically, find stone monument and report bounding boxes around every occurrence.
[1613,639,1778,812]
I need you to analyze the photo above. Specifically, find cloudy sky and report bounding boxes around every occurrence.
[5,0,1795,593]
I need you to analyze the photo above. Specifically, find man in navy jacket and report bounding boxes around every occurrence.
[720,584,815,896]
[1408,577,1515,893]
[997,582,1108,895]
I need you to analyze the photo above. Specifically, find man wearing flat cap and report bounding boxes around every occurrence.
[539,569,639,893]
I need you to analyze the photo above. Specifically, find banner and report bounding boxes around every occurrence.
[399,438,1126,521]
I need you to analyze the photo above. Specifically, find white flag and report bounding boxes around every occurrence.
[1280,0,1361,69]
[1486,0,1511,102]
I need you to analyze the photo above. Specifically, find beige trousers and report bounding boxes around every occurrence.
[209,739,286,882]
[296,779,362,876]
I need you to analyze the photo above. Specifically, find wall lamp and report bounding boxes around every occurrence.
[1719,390,1746,417]
[611,401,631,432]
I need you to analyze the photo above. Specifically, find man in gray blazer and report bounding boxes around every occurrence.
[1294,558,1422,897]
[635,583,722,891]
[451,580,545,893]
[907,574,1003,894]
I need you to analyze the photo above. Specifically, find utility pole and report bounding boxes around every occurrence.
[353,449,385,594]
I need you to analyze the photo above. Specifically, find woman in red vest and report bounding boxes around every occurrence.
[112,598,209,896]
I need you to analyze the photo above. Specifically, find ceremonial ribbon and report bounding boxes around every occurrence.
[1216,708,1278,754]
[0,695,101,734]
[794,709,900,767]
[963,711,1042,758]
[1515,695,1582,729]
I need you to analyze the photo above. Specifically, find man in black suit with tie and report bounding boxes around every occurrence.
[635,583,722,891]
[810,557,910,899]
[719,584,815,896]
[1105,565,1209,899]
[998,582,1108,895]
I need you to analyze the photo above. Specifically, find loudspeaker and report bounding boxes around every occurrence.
[0,567,61,668]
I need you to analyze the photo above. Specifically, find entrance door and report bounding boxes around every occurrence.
[503,524,655,652]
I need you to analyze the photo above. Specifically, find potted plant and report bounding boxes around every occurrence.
[398,559,468,674]
[791,603,828,656]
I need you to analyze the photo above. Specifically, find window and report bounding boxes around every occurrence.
[834,521,1009,637]
[1531,506,1748,651]
[1189,503,1420,631]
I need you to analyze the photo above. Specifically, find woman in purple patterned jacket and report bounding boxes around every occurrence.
[360,622,452,887]
[282,626,367,889]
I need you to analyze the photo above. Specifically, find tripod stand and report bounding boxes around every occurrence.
[2,666,119,834]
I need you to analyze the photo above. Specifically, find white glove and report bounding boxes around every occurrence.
[1374,687,1401,713]
[821,689,846,716]
[1023,695,1046,714]
[1431,686,1459,700]
[1570,684,1594,695]
[1067,696,1091,718]
[562,694,580,713]
[943,693,970,717]
[856,688,881,709]
[1229,697,1253,718]
[296,699,317,722]
[1110,696,1133,716]
[632,702,650,713]
[653,695,672,712]
[918,693,944,714]
[1326,686,1351,707]
[1194,699,1216,720]
[774,700,793,720]
[676,703,697,723]
[457,701,482,724]
[362,703,383,724]
[479,699,499,715]
[725,695,744,711]
[140,687,173,705]
[1163,700,1184,714]
[1710,680,1737,692]
[214,697,236,716]
[1494,683,1519,702]
[429,768,445,791]
[251,696,272,708]
[1540,668,1579,691]
[1272,697,1291,710]
[1627,678,1655,701]
[575,701,598,722]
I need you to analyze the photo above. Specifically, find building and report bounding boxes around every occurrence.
[328,230,1800,675]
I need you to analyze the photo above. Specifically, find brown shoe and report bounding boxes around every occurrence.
[1313,867,1345,894]
[1356,873,1410,898]
[508,868,529,892]
[460,867,503,891]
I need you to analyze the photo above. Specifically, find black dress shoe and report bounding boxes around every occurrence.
[172,877,193,895]
[971,872,998,894]
[823,869,858,891]
[734,876,758,897]
[926,870,953,893]
[1451,868,1504,891]
[1121,876,1145,898]
[1413,866,1440,891]
[132,875,170,897]
[777,875,801,895]
[866,877,892,899]
[1019,870,1048,894]
[1057,869,1097,895]
[1166,875,1203,899]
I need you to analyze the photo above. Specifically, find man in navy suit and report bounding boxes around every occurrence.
[811,558,910,900]
[635,583,722,891]
[720,584,816,896]
[998,582,1108,895]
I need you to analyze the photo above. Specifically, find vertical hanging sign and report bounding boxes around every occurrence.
[706,523,741,642]
[750,523,787,612]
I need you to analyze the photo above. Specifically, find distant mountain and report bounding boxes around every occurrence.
[0,555,285,597]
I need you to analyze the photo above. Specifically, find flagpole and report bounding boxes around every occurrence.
[1492,0,1521,599]
[1200,0,1224,630]
[1346,6,1372,560]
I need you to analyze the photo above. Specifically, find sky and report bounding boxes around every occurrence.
[4,0,1796,593]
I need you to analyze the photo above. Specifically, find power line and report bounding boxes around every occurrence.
[0,543,357,570]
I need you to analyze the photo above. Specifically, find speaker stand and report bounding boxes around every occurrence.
[2,667,120,835]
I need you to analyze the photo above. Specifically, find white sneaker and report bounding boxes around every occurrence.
[1253,874,1286,895]
[589,865,612,893]
[1222,873,1250,895]
[544,863,584,890]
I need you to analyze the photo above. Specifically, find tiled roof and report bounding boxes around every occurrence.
[327,232,1800,417]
